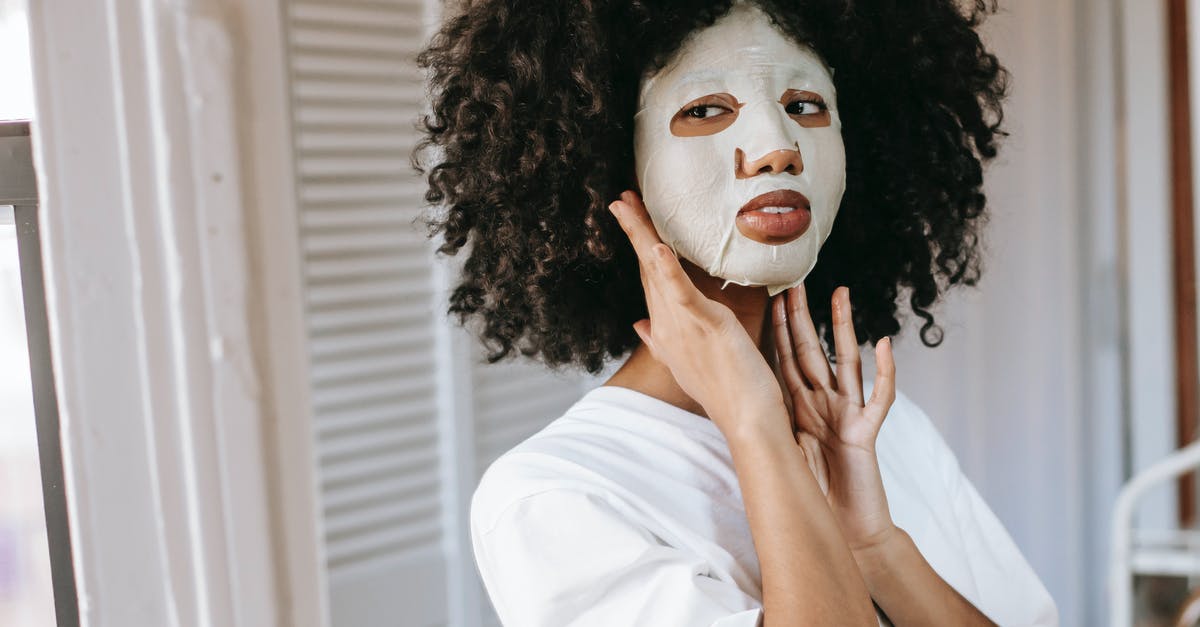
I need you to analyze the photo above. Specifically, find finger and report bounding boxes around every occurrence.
[796,432,830,496]
[650,243,706,308]
[773,297,831,437]
[608,191,666,269]
[865,336,897,425]
[771,293,811,398]
[832,286,864,405]
[786,284,834,389]
[611,195,671,323]
[614,200,660,314]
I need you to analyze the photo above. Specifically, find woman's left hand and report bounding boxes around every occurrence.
[771,284,899,554]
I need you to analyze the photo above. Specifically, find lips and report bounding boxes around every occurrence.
[735,190,812,245]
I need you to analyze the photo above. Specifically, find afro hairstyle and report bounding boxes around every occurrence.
[414,0,1009,374]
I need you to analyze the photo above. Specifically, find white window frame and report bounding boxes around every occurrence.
[27,0,326,625]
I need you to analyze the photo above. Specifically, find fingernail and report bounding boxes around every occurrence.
[608,201,621,216]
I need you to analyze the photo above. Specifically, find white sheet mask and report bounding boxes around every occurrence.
[633,2,846,295]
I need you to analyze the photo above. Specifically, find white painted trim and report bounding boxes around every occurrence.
[239,0,330,625]
[25,0,320,624]
[434,252,484,627]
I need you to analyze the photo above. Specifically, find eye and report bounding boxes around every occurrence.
[785,98,826,116]
[683,104,731,119]
[780,90,833,129]
[670,93,742,137]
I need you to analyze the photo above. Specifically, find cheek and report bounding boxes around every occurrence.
[639,134,734,200]
[804,132,847,190]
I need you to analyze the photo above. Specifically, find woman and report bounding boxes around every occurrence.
[416,0,1057,624]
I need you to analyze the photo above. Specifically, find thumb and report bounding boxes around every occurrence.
[632,319,658,360]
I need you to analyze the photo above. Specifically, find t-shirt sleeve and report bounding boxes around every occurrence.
[888,391,1060,627]
[471,487,763,627]
[944,468,1060,626]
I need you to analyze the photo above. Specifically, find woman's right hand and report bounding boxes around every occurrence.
[608,190,787,437]
[611,190,878,625]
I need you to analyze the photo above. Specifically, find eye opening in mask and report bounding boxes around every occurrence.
[669,92,743,137]
[780,89,832,128]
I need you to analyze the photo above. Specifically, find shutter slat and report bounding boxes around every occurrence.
[306,276,429,309]
[323,466,439,514]
[299,129,420,152]
[302,204,413,225]
[326,517,442,569]
[312,349,433,388]
[326,489,440,539]
[291,1,422,30]
[295,84,422,108]
[320,442,438,489]
[309,307,433,341]
[291,27,420,56]
[297,105,416,128]
[318,420,437,464]
[293,53,419,81]
[299,155,413,179]
[299,180,426,204]
[303,228,427,256]
[306,254,429,282]
[316,398,436,440]
[312,371,436,412]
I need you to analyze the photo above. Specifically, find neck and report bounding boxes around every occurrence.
[603,259,775,418]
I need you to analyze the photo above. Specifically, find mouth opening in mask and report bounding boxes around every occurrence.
[735,189,812,245]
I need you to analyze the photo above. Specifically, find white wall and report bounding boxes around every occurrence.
[887,1,1148,625]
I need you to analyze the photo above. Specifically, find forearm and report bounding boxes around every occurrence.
[852,528,996,626]
[725,411,877,627]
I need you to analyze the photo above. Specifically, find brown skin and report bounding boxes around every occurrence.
[606,190,996,626]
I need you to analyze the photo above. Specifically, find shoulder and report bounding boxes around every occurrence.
[469,399,625,538]
[470,439,593,538]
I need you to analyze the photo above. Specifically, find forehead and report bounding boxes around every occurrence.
[640,3,833,99]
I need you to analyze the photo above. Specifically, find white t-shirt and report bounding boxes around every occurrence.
[470,385,1059,626]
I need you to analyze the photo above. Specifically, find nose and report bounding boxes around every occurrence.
[735,144,804,179]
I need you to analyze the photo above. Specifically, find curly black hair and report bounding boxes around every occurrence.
[414,0,1009,374]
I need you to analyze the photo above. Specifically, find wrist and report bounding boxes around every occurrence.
[719,401,792,447]
[850,525,911,583]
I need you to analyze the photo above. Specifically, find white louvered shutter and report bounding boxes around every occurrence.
[285,0,448,624]
[282,0,591,625]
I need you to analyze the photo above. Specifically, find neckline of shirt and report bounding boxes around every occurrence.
[577,384,728,442]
